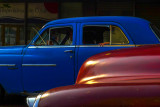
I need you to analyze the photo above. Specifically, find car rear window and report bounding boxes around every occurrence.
[150,24,160,40]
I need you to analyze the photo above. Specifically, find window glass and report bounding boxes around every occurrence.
[83,26,110,44]
[111,25,128,44]
[34,27,73,46]
[34,29,49,46]
[83,25,128,45]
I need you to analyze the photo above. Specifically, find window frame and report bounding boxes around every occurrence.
[81,23,130,46]
[150,23,160,41]
[30,23,76,47]
[49,26,73,46]
[110,25,129,45]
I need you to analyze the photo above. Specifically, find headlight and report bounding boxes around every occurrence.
[27,94,42,107]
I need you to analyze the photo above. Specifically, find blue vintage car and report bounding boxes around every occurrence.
[0,16,160,99]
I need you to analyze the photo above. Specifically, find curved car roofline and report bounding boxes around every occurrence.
[45,16,150,26]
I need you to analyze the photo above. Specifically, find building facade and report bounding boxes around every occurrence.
[0,0,160,46]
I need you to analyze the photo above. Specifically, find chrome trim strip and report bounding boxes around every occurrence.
[0,64,16,67]
[33,94,42,107]
[77,45,135,47]
[27,96,36,107]
[28,46,75,48]
[22,64,56,67]
[150,24,160,42]
[29,45,150,48]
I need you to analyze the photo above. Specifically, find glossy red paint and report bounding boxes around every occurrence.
[76,44,160,84]
[37,44,160,107]
[39,84,160,107]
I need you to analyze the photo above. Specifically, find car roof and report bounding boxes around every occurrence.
[45,16,160,44]
[45,16,149,25]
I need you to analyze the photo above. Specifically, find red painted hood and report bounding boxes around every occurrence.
[39,84,160,107]
[76,44,160,84]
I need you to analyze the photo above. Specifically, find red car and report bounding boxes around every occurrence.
[27,44,160,107]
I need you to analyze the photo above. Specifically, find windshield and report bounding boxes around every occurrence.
[150,24,160,40]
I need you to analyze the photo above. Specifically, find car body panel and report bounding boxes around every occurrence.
[45,16,159,44]
[0,46,25,54]
[76,21,136,75]
[76,44,160,84]
[38,84,160,107]
[0,46,25,93]
[33,44,160,107]
[22,23,76,92]
[0,16,160,94]
[22,46,75,92]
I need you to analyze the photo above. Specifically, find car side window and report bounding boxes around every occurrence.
[111,25,129,44]
[83,25,129,45]
[34,29,49,46]
[34,27,73,46]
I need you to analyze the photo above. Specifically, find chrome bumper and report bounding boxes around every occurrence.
[26,96,37,107]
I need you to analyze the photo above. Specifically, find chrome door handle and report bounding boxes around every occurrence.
[64,50,73,53]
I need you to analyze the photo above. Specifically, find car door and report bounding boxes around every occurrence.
[75,22,135,76]
[0,49,23,93]
[22,23,76,92]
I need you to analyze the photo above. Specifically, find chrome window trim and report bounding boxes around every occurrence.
[49,26,73,44]
[77,45,135,47]
[22,64,56,67]
[150,24,160,42]
[82,24,129,45]
[0,64,16,66]
[110,25,112,45]
[28,45,135,48]
[28,46,76,48]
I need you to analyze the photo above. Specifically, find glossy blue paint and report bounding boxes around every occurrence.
[22,46,75,92]
[0,46,25,54]
[0,16,159,94]
[45,16,160,44]
[76,21,135,76]
[22,23,76,92]
[0,46,25,93]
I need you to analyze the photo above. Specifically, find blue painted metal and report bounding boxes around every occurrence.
[0,46,25,93]
[45,16,160,44]
[0,46,25,54]
[0,16,159,94]
[22,23,76,92]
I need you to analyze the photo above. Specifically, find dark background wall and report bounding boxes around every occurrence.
[0,0,160,46]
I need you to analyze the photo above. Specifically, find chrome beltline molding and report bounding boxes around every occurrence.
[77,45,136,47]
[22,64,56,67]
[28,45,135,48]
[0,64,16,66]
[28,46,75,48]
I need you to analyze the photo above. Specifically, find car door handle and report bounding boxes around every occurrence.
[64,50,73,53]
